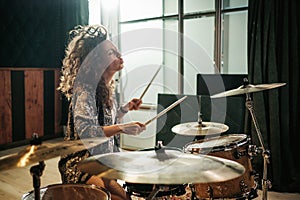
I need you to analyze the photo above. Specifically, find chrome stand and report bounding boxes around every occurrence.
[245,92,271,200]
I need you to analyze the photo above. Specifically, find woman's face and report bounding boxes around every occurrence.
[100,40,124,74]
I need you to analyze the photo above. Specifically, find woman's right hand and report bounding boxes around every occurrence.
[118,122,146,135]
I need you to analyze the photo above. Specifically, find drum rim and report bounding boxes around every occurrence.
[183,134,249,153]
[22,183,111,199]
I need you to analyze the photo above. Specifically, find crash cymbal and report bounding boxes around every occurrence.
[171,122,229,136]
[211,83,286,98]
[0,137,108,171]
[77,149,245,184]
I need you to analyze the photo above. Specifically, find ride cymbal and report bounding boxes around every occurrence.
[171,122,229,136]
[0,137,108,171]
[77,149,245,184]
[211,83,286,98]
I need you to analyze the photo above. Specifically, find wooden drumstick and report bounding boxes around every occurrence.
[139,65,162,100]
[145,96,187,125]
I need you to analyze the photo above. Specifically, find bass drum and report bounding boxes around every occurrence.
[22,184,111,200]
[183,134,256,199]
[125,146,187,199]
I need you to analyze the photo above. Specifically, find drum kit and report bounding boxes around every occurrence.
[0,79,286,200]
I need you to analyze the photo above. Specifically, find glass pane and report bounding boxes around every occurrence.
[88,0,101,25]
[221,11,248,74]
[119,21,164,104]
[163,20,179,95]
[184,17,215,94]
[164,0,178,15]
[223,0,248,9]
[184,0,215,13]
[120,0,162,21]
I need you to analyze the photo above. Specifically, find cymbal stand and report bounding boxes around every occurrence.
[30,161,45,200]
[245,92,271,200]
[198,95,203,126]
[28,133,45,200]
[146,185,161,200]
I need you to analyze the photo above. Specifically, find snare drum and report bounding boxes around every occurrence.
[183,134,256,199]
[22,184,111,200]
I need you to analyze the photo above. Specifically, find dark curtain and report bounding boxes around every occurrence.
[0,0,89,127]
[248,0,300,192]
[0,0,88,67]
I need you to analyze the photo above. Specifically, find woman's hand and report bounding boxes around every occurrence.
[128,98,142,110]
[120,98,143,113]
[118,122,146,135]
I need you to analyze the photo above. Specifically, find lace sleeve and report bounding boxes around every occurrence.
[72,90,105,138]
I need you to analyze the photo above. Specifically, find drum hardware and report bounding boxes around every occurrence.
[211,78,286,200]
[171,95,230,137]
[189,184,198,200]
[207,186,213,199]
[0,133,109,200]
[247,144,260,157]
[171,121,229,136]
[22,184,111,200]
[124,142,187,199]
[183,134,256,199]
[0,134,108,171]
[78,141,245,200]
[27,134,45,200]
[239,180,249,194]
[233,146,248,159]
[77,146,245,185]
[30,161,45,200]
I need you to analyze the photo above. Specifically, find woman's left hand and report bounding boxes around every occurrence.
[128,98,142,110]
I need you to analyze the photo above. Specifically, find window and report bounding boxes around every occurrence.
[88,0,248,149]
[118,0,248,103]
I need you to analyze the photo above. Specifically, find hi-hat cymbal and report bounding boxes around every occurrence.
[0,137,108,171]
[211,83,286,98]
[171,122,229,136]
[77,149,245,184]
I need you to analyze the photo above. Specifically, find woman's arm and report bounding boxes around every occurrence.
[73,90,107,138]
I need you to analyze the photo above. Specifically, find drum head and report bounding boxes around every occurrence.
[184,134,248,154]
[22,184,111,200]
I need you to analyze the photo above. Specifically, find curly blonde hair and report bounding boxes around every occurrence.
[57,25,108,100]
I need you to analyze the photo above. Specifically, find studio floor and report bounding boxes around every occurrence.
[0,138,299,200]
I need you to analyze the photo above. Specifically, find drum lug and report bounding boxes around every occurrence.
[248,144,262,157]
[239,180,249,194]
[234,148,247,159]
[189,184,199,200]
[206,186,214,199]
[251,170,260,181]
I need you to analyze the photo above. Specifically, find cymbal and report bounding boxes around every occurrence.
[0,137,108,171]
[171,122,229,136]
[211,83,286,98]
[77,149,245,184]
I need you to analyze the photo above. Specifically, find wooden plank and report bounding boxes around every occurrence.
[54,69,62,135]
[0,71,12,144]
[24,71,44,139]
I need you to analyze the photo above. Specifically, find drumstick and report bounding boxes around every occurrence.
[145,96,187,125]
[139,65,162,100]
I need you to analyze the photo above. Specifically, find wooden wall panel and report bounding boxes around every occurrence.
[0,68,63,148]
[0,71,12,144]
[54,70,62,135]
[24,71,44,139]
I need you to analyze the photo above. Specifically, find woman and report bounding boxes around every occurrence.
[57,24,146,200]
